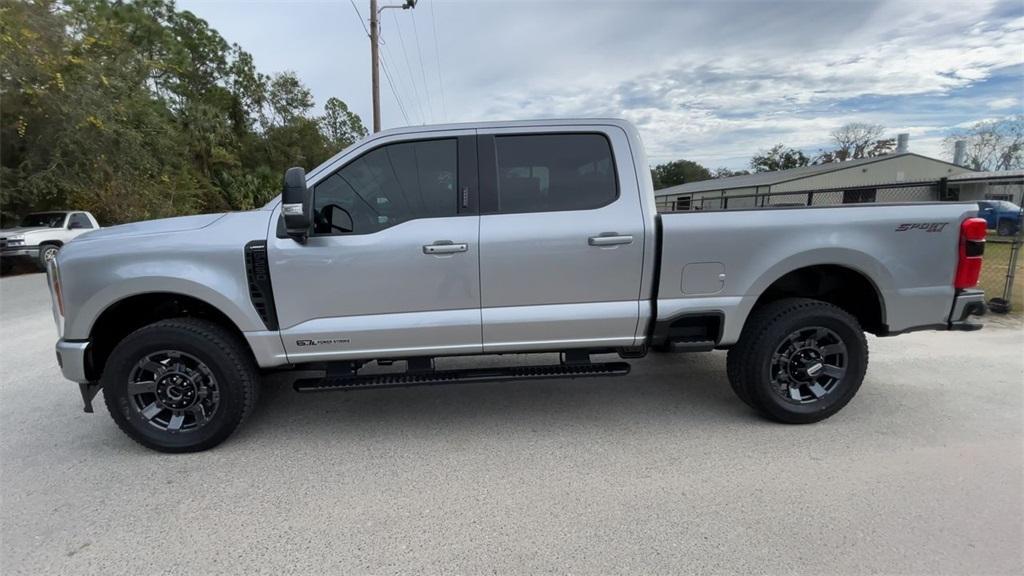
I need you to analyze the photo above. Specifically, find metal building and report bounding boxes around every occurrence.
[654,152,974,212]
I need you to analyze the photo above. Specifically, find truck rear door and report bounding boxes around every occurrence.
[476,126,647,352]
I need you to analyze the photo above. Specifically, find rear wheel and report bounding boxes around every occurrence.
[102,318,259,452]
[726,298,867,423]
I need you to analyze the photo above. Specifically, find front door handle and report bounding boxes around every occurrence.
[423,241,468,255]
[588,233,633,247]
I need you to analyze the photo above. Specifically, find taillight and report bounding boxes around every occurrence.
[954,217,986,289]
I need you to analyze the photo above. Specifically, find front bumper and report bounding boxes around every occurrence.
[56,339,91,383]
[948,288,986,331]
[1,245,40,259]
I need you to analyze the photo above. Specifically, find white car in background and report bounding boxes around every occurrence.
[0,211,100,272]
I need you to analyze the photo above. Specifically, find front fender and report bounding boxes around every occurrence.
[67,276,260,340]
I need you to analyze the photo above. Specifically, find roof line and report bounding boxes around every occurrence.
[765,153,972,189]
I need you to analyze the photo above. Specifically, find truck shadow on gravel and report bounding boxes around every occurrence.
[234,352,755,444]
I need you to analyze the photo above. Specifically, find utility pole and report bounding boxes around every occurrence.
[370,0,417,133]
[370,0,380,132]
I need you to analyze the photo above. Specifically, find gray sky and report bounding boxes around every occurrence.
[180,0,1024,169]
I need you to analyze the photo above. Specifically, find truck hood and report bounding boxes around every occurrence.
[72,213,226,242]
[0,226,58,236]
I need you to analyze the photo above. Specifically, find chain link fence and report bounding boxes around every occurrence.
[655,182,941,212]
[980,230,1022,315]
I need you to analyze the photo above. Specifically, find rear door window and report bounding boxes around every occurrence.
[493,134,617,213]
[68,213,94,229]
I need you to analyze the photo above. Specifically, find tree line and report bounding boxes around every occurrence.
[1,0,368,226]
[652,116,1024,190]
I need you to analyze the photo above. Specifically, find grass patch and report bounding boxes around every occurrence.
[979,238,1024,315]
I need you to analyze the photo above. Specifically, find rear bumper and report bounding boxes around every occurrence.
[56,339,91,383]
[948,288,986,331]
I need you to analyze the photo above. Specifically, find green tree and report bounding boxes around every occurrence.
[0,0,367,226]
[321,97,368,151]
[650,159,712,190]
[712,167,750,178]
[750,144,810,172]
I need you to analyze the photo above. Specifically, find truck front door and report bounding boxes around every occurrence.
[268,134,481,362]
[476,127,646,352]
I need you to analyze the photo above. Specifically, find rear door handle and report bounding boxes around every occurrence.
[423,241,468,255]
[588,234,633,247]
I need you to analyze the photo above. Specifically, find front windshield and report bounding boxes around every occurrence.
[19,212,66,228]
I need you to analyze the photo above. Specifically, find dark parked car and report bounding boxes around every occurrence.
[977,200,1023,236]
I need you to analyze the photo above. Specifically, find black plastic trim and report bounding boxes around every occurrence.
[244,240,279,330]
[650,310,725,349]
[457,135,479,215]
[477,134,499,214]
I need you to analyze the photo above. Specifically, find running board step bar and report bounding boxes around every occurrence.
[293,361,632,393]
[666,338,716,352]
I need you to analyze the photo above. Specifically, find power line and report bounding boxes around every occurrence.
[409,8,433,123]
[380,52,411,125]
[380,25,423,125]
[348,0,369,37]
[427,0,447,121]
[390,10,426,124]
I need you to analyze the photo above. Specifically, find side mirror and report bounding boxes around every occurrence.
[282,166,312,242]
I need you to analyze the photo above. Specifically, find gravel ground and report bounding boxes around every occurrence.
[1,271,1022,575]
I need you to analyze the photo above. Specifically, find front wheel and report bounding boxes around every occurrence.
[37,244,60,270]
[102,318,259,452]
[726,298,868,424]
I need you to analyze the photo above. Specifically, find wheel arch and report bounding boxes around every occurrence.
[727,249,892,343]
[84,291,254,381]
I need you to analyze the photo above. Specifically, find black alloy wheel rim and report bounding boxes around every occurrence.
[768,326,848,404]
[127,350,220,433]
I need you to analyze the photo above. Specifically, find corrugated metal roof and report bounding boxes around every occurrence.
[653,153,963,197]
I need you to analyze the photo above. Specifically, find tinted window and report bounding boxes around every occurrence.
[68,213,94,229]
[494,134,616,213]
[313,139,458,235]
[19,212,66,228]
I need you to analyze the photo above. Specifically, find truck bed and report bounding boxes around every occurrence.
[654,202,979,345]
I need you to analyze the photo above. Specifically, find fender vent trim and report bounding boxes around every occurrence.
[244,240,279,330]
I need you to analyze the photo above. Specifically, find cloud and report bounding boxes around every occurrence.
[988,97,1021,109]
[181,0,1024,169]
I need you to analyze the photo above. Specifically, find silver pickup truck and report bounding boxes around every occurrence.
[46,119,988,452]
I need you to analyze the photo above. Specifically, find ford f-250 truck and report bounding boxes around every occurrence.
[46,119,988,452]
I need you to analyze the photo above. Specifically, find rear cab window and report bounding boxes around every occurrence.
[492,133,618,214]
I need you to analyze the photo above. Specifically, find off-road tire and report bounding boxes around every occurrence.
[102,318,259,452]
[726,298,868,424]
